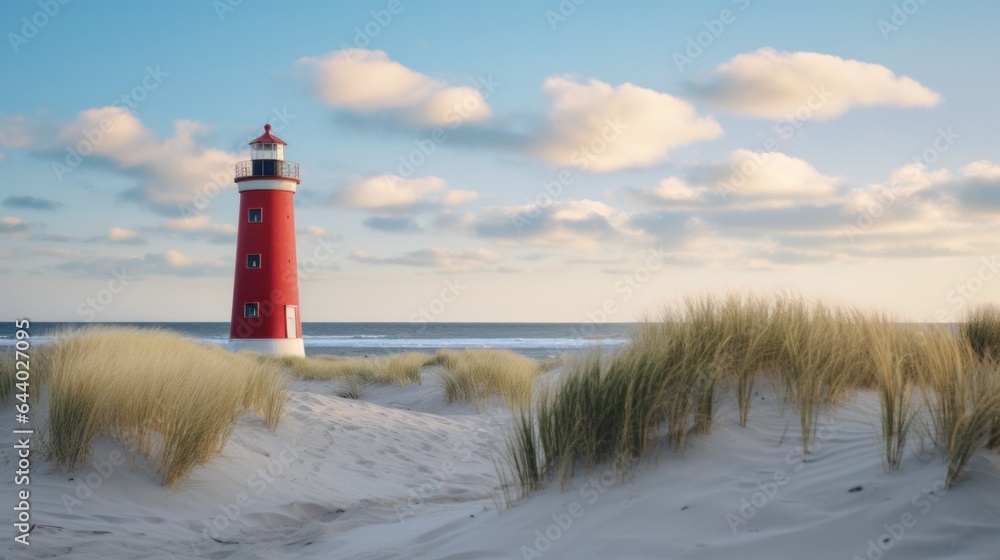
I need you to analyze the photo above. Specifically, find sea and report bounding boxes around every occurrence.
[2,322,636,360]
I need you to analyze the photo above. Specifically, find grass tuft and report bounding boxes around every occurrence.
[505,293,1000,496]
[429,349,543,409]
[250,352,431,387]
[961,304,1000,361]
[35,327,290,487]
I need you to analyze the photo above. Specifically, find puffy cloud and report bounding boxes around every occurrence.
[161,249,193,267]
[333,175,479,213]
[843,163,949,217]
[692,48,941,119]
[296,49,492,126]
[55,107,239,214]
[623,150,840,209]
[2,195,62,211]
[350,246,500,272]
[106,227,142,244]
[533,77,722,173]
[622,177,706,205]
[961,160,1000,182]
[300,225,329,238]
[722,150,841,207]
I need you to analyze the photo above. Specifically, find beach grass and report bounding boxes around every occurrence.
[961,304,1000,361]
[251,352,431,386]
[428,349,543,409]
[32,327,291,487]
[942,362,1000,487]
[504,293,1000,497]
[0,347,14,404]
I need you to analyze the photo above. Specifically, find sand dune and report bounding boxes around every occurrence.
[3,369,1000,559]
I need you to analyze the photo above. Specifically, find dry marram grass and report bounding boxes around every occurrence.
[505,294,1000,498]
[34,327,291,487]
[428,349,543,409]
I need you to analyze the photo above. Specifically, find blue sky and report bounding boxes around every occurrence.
[2,0,1000,323]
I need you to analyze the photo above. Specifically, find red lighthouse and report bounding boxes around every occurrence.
[228,124,304,356]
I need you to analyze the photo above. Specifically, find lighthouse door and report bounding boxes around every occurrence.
[284,306,297,338]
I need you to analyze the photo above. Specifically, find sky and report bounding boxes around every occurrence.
[2,0,1000,323]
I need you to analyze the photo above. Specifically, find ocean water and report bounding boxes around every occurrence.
[2,322,635,360]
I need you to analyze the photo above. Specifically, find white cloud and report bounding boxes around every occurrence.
[106,227,138,243]
[962,160,1000,181]
[533,77,722,173]
[350,247,500,272]
[56,107,239,213]
[296,49,492,126]
[844,163,949,216]
[623,177,706,205]
[162,249,193,267]
[625,151,841,209]
[334,175,479,213]
[724,150,841,206]
[694,48,941,119]
[302,225,328,238]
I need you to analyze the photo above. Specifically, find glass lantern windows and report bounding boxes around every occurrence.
[250,143,284,161]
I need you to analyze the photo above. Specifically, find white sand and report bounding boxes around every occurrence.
[3,369,1000,559]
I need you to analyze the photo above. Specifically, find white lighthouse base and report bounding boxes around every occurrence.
[229,338,305,357]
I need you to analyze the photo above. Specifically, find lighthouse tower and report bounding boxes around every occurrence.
[228,124,304,356]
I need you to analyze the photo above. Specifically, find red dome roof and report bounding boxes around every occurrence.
[249,123,287,145]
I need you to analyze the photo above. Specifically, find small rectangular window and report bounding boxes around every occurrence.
[248,208,262,223]
[244,303,259,318]
[246,254,261,269]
